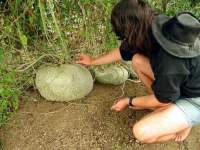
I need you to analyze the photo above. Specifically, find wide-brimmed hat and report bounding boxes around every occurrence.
[152,12,200,58]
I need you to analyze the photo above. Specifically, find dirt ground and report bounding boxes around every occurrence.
[1,82,200,150]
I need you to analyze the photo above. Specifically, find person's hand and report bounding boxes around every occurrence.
[111,97,129,112]
[76,54,94,66]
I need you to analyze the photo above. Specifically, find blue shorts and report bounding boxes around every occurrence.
[175,97,200,126]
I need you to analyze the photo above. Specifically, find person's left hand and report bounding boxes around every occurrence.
[111,97,129,112]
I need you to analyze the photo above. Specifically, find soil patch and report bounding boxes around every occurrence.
[1,82,200,150]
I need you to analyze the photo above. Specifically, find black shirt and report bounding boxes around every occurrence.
[120,28,159,60]
[120,30,200,103]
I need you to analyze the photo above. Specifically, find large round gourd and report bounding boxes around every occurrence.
[94,66,129,85]
[35,64,93,102]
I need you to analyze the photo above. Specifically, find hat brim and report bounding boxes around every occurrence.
[152,15,200,58]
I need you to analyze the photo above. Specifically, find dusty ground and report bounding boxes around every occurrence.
[1,82,200,150]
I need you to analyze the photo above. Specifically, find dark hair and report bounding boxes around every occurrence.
[111,0,155,49]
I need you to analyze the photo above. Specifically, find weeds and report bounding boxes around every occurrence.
[0,49,21,126]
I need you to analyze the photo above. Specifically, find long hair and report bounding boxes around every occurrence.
[111,0,155,50]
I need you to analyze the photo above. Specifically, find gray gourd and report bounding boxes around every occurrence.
[35,64,93,102]
[94,65,129,85]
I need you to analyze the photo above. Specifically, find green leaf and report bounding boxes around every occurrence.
[4,25,12,33]
[12,94,19,110]
[19,34,28,47]
[0,88,4,96]
[29,16,34,25]
[0,49,3,63]
[0,100,8,112]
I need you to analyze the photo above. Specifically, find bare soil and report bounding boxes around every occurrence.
[1,82,200,150]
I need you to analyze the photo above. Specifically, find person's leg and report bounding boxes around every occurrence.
[174,127,192,142]
[111,54,156,111]
[132,104,191,143]
[132,54,155,94]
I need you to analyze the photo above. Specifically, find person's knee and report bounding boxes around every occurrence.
[132,54,146,72]
[133,123,157,144]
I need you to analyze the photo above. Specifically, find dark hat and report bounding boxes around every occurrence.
[152,12,200,58]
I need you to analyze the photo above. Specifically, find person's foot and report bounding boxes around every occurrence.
[175,127,192,143]
[111,97,129,112]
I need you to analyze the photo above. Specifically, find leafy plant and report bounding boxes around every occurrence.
[0,49,21,126]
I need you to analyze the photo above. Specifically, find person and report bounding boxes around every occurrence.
[76,0,200,144]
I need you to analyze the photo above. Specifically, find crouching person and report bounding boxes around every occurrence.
[77,0,200,144]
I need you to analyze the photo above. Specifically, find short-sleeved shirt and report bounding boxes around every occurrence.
[120,29,200,103]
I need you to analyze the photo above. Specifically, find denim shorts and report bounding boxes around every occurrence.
[175,97,200,126]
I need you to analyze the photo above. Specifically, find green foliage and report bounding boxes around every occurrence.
[148,0,200,17]
[0,0,119,126]
[19,33,28,48]
[0,49,21,126]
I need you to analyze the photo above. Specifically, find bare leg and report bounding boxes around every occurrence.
[111,54,157,111]
[132,54,155,94]
[175,127,192,142]
[138,105,192,143]
[133,104,191,143]
[153,127,192,143]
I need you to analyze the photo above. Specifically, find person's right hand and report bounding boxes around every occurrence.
[111,97,129,112]
[76,54,94,66]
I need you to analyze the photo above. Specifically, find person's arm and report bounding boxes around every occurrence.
[76,48,121,66]
[92,48,122,65]
[111,94,169,112]
[131,94,170,108]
